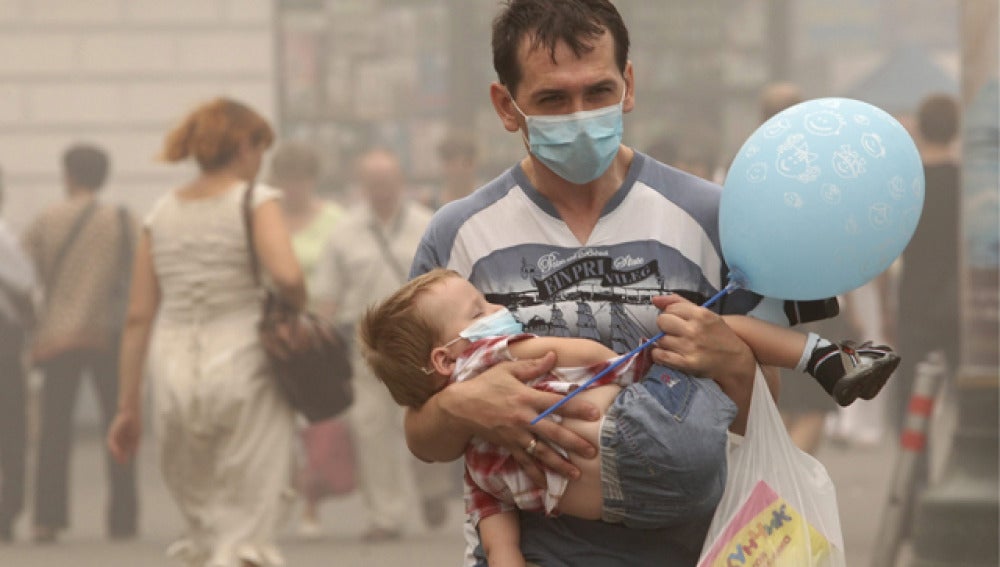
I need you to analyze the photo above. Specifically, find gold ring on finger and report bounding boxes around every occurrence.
[525,437,539,457]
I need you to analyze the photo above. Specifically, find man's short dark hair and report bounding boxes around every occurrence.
[917,93,960,145]
[492,0,630,97]
[63,143,109,191]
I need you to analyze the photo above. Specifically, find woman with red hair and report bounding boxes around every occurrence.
[108,98,305,567]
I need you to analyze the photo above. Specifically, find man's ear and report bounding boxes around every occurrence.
[623,60,636,114]
[429,346,457,377]
[490,82,522,133]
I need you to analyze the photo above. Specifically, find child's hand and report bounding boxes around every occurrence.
[651,294,755,382]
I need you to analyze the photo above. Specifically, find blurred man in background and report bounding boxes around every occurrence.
[315,147,449,541]
[21,143,137,543]
[893,93,961,465]
[435,132,481,208]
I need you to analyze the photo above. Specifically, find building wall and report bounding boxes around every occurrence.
[0,0,275,231]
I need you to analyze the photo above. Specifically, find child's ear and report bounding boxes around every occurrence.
[429,346,457,377]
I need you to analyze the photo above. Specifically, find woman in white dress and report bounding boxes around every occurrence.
[107,98,306,567]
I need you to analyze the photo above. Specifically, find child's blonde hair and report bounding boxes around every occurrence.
[358,268,462,408]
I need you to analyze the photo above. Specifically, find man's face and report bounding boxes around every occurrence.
[357,151,404,205]
[511,30,632,118]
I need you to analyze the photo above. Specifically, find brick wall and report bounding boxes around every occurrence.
[0,0,275,231]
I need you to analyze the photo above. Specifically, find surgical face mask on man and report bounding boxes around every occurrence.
[509,88,626,185]
[444,307,524,347]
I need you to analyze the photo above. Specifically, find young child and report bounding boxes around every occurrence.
[358,269,898,566]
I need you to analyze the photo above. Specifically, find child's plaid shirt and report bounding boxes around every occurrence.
[452,333,652,526]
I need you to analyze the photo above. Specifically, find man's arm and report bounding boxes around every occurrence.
[404,352,601,485]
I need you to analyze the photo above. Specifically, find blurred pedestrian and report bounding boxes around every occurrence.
[0,167,36,543]
[107,98,305,567]
[22,143,137,543]
[895,93,961,423]
[314,147,449,541]
[891,93,962,508]
[435,132,480,207]
[267,140,355,539]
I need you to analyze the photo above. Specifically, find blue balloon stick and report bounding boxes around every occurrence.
[530,281,740,425]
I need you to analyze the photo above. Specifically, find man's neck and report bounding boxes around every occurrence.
[523,146,633,244]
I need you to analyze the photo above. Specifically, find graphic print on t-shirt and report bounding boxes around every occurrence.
[473,242,714,354]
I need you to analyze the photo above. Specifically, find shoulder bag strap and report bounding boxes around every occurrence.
[117,206,133,268]
[368,207,408,284]
[47,200,100,291]
[240,180,261,287]
[112,206,134,307]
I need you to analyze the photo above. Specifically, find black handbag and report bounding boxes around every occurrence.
[242,182,354,422]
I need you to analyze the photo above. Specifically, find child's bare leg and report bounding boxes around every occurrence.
[723,315,900,406]
[480,511,526,567]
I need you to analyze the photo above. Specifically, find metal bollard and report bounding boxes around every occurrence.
[869,351,947,567]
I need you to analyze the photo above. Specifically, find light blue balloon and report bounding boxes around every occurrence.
[721,98,924,300]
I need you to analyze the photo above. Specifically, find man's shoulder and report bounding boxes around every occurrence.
[631,151,722,210]
[423,169,520,243]
[31,197,109,230]
[617,152,726,246]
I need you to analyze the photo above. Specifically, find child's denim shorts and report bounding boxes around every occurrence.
[599,365,737,529]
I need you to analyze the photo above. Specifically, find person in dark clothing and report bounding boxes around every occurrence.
[0,168,37,543]
[22,144,138,543]
[894,94,962,428]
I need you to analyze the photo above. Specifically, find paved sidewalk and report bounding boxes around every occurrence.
[0,427,908,567]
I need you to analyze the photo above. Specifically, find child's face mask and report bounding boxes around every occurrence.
[445,307,523,347]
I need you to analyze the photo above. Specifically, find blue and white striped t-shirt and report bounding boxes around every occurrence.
[411,151,793,353]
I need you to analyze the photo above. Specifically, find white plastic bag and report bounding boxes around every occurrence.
[698,368,846,567]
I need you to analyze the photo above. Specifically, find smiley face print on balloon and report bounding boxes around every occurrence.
[721,98,925,300]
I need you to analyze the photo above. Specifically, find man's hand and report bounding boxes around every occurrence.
[650,293,757,432]
[436,352,601,486]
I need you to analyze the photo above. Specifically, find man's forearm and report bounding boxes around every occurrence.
[404,390,472,462]
[714,352,759,435]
